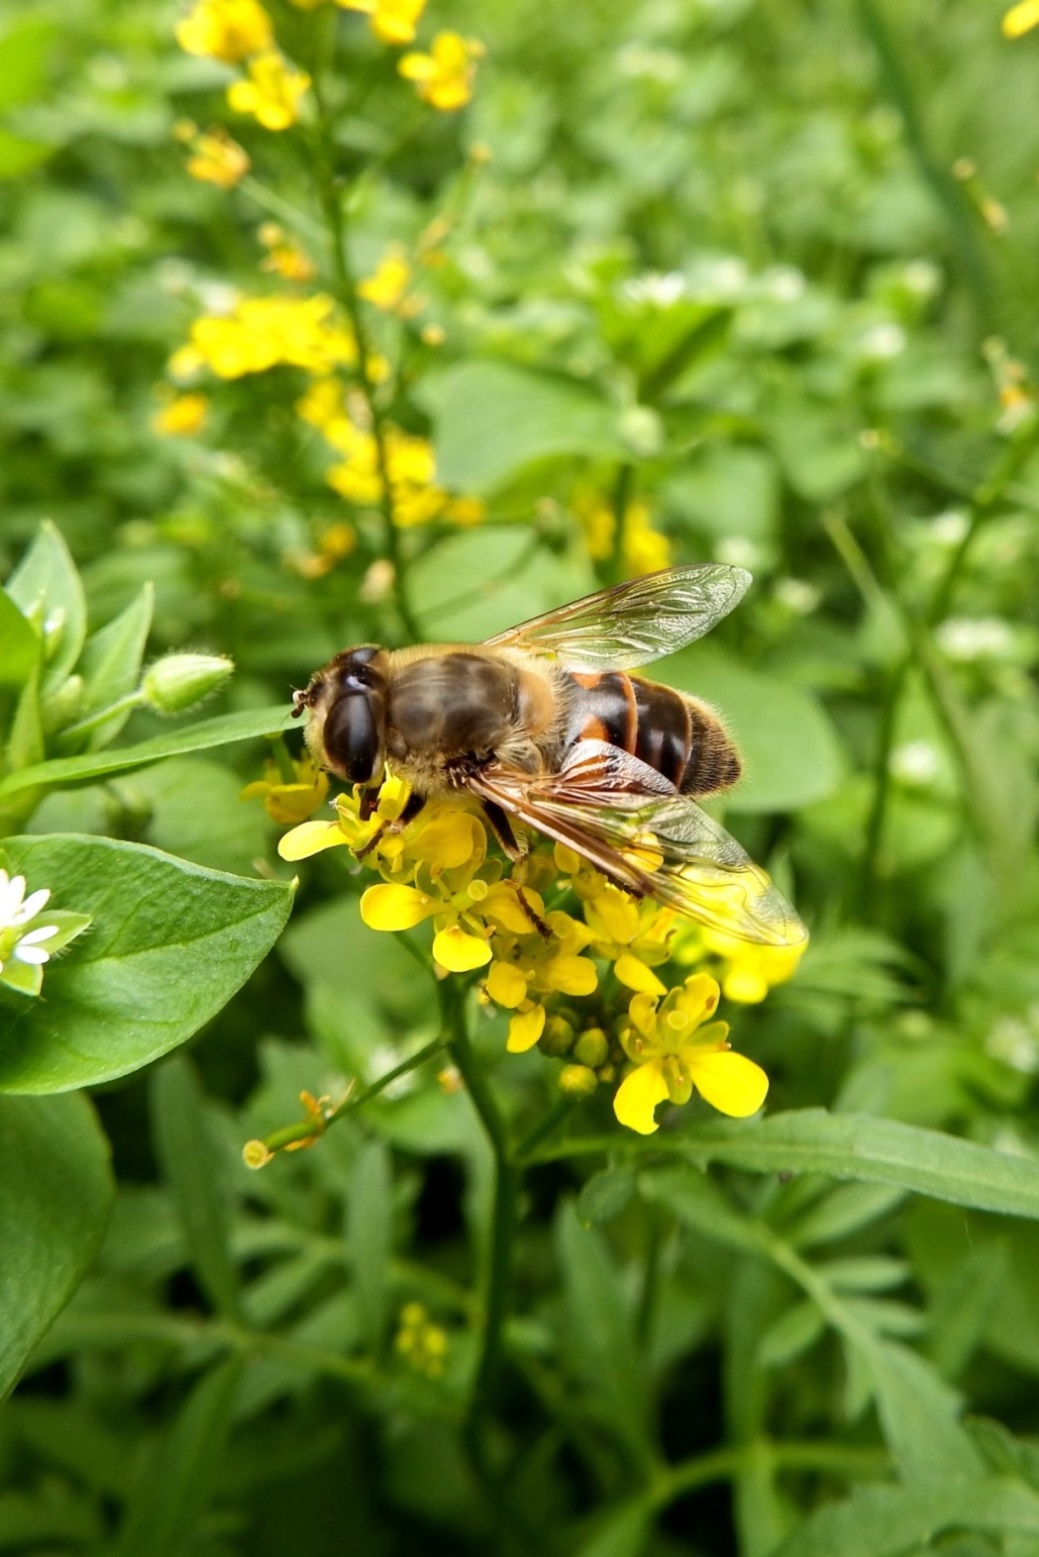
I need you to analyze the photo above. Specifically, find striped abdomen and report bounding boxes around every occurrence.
[566,670,741,797]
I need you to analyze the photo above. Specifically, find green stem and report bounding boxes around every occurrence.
[513,1096,575,1164]
[606,462,635,585]
[309,46,422,645]
[326,1034,447,1126]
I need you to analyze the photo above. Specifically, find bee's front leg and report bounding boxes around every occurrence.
[355,791,427,859]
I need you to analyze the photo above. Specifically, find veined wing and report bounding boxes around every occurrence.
[468,742,807,948]
[484,564,752,672]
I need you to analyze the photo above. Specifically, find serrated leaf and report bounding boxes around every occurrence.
[0,704,294,801]
[151,1057,241,1320]
[5,521,86,692]
[0,834,294,1093]
[0,1093,113,1399]
[774,1476,1039,1557]
[675,1110,1039,1221]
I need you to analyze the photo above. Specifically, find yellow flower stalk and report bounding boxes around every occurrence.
[339,0,426,46]
[227,51,311,131]
[176,0,273,61]
[614,973,768,1134]
[398,32,484,112]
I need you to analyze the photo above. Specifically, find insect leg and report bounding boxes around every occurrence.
[355,791,427,859]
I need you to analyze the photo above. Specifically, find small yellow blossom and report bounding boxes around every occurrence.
[574,494,671,576]
[1003,0,1039,36]
[340,0,426,45]
[228,51,311,131]
[152,392,209,437]
[581,883,677,995]
[190,294,355,378]
[486,909,598,1053]
[398,31,483,111]
[395,1302,448,1378]
[358,246,417,315]
[614,972,768,1134]
[183,126,251,189]
[176,0,273,61]
[700,930,806,1004]
[242,753,329,825]
[259,222,317,281]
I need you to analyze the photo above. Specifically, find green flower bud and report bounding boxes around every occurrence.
[596,1062,616,1084]
[42,674,84,735]
[573,1026,609,1069]
[539,1014,575,1057]
[558,1063,599,1100]
[141,653,234,713]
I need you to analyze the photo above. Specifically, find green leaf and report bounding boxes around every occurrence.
[73,583,154,750]
[0,704,294,801]
[0,587,39,688]
[757,1299,826,1369]
[577,1164,637,1226]
[0,834,294,1093]
[349,1139,393,1353]
[668,646,844,813]
[555,1200,651,1454]
[0,128,52,178]
[574,1501,653,1557]
[786,1183,906,1249]
[774,1477,1039,1557]
[0,1093,113,1400]
[638,1166,765,1255]
[150,1056,241,1320]
[0,18,56,111]
[672,1110,1039,1221]
[5,521,86,693]
[419,359,628,493]
[113,1357,243,1557]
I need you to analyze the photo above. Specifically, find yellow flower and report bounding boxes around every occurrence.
[485,909,598,1053]
[176,0,273,61]
[339,0,426,46]
[259,222,316,281]
[183,127,250,188]
[191,294,355,378]
[700,930,806,1004]
[573,493,670,576]
[581,883,677,996]
[395,1302,448,1378]
[1003,0,1039,35]
[228,51,311,130]
[613,973,768,1135]
[358,246,416,315]
[151,392,209,437]
[398,32,483,111]
[242,753,329,824]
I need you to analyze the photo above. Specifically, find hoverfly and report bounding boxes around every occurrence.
[292,565,806,947]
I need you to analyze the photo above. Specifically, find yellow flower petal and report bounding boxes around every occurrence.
[414,812,484,869]
[689,1050,769,1118]
[433,924,492,972]
[614,952,667,996]
[278,820,347,860]
[613,1060,670,1135]
[585,887,639,945]
[361,882,438,931]
[542,954,598,997]
[507,1005,546,1053]
[483,883,544,935]
[486,960,527,1008]
[1003,0,1039,35]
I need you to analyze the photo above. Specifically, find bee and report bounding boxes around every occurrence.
[292,565,806,947]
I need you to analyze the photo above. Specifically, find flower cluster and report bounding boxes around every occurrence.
[177,0,311,131]
[177,294,357,381]
[395,1301,449,1377]
[297,377,485,527]
[574,492,672,578]
[0,869,91,999]
[274,775,791,1133]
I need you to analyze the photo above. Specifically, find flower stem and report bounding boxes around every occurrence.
[56,691,142,748]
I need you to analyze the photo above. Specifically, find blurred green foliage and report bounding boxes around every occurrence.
[3,0,1039,1553]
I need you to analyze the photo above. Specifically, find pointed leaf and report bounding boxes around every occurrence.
[5,521,86,691]
[0,1093,113,1399]
[74,583,154,750]
[0,834,294,1093]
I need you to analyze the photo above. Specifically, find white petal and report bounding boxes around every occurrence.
[14,945,51,965]
[16,887,52,923]
[18,924,59,946]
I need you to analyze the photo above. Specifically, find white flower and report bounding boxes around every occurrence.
[0,870,51,931]
[889,740,940,787]
[936,616,1015,663]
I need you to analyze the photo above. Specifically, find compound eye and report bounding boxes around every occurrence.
[323,693,381,784]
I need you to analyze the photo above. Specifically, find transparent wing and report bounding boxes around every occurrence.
[484,564,752,671]
[468,741,807,948]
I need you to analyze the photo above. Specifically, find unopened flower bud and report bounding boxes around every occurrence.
[539,1014,575,1057]
[242,1139,273,1169]
[558,1064,599,1100]
[141,652,234,713]
[42,675,84,735]
[574,1026,609,1069]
